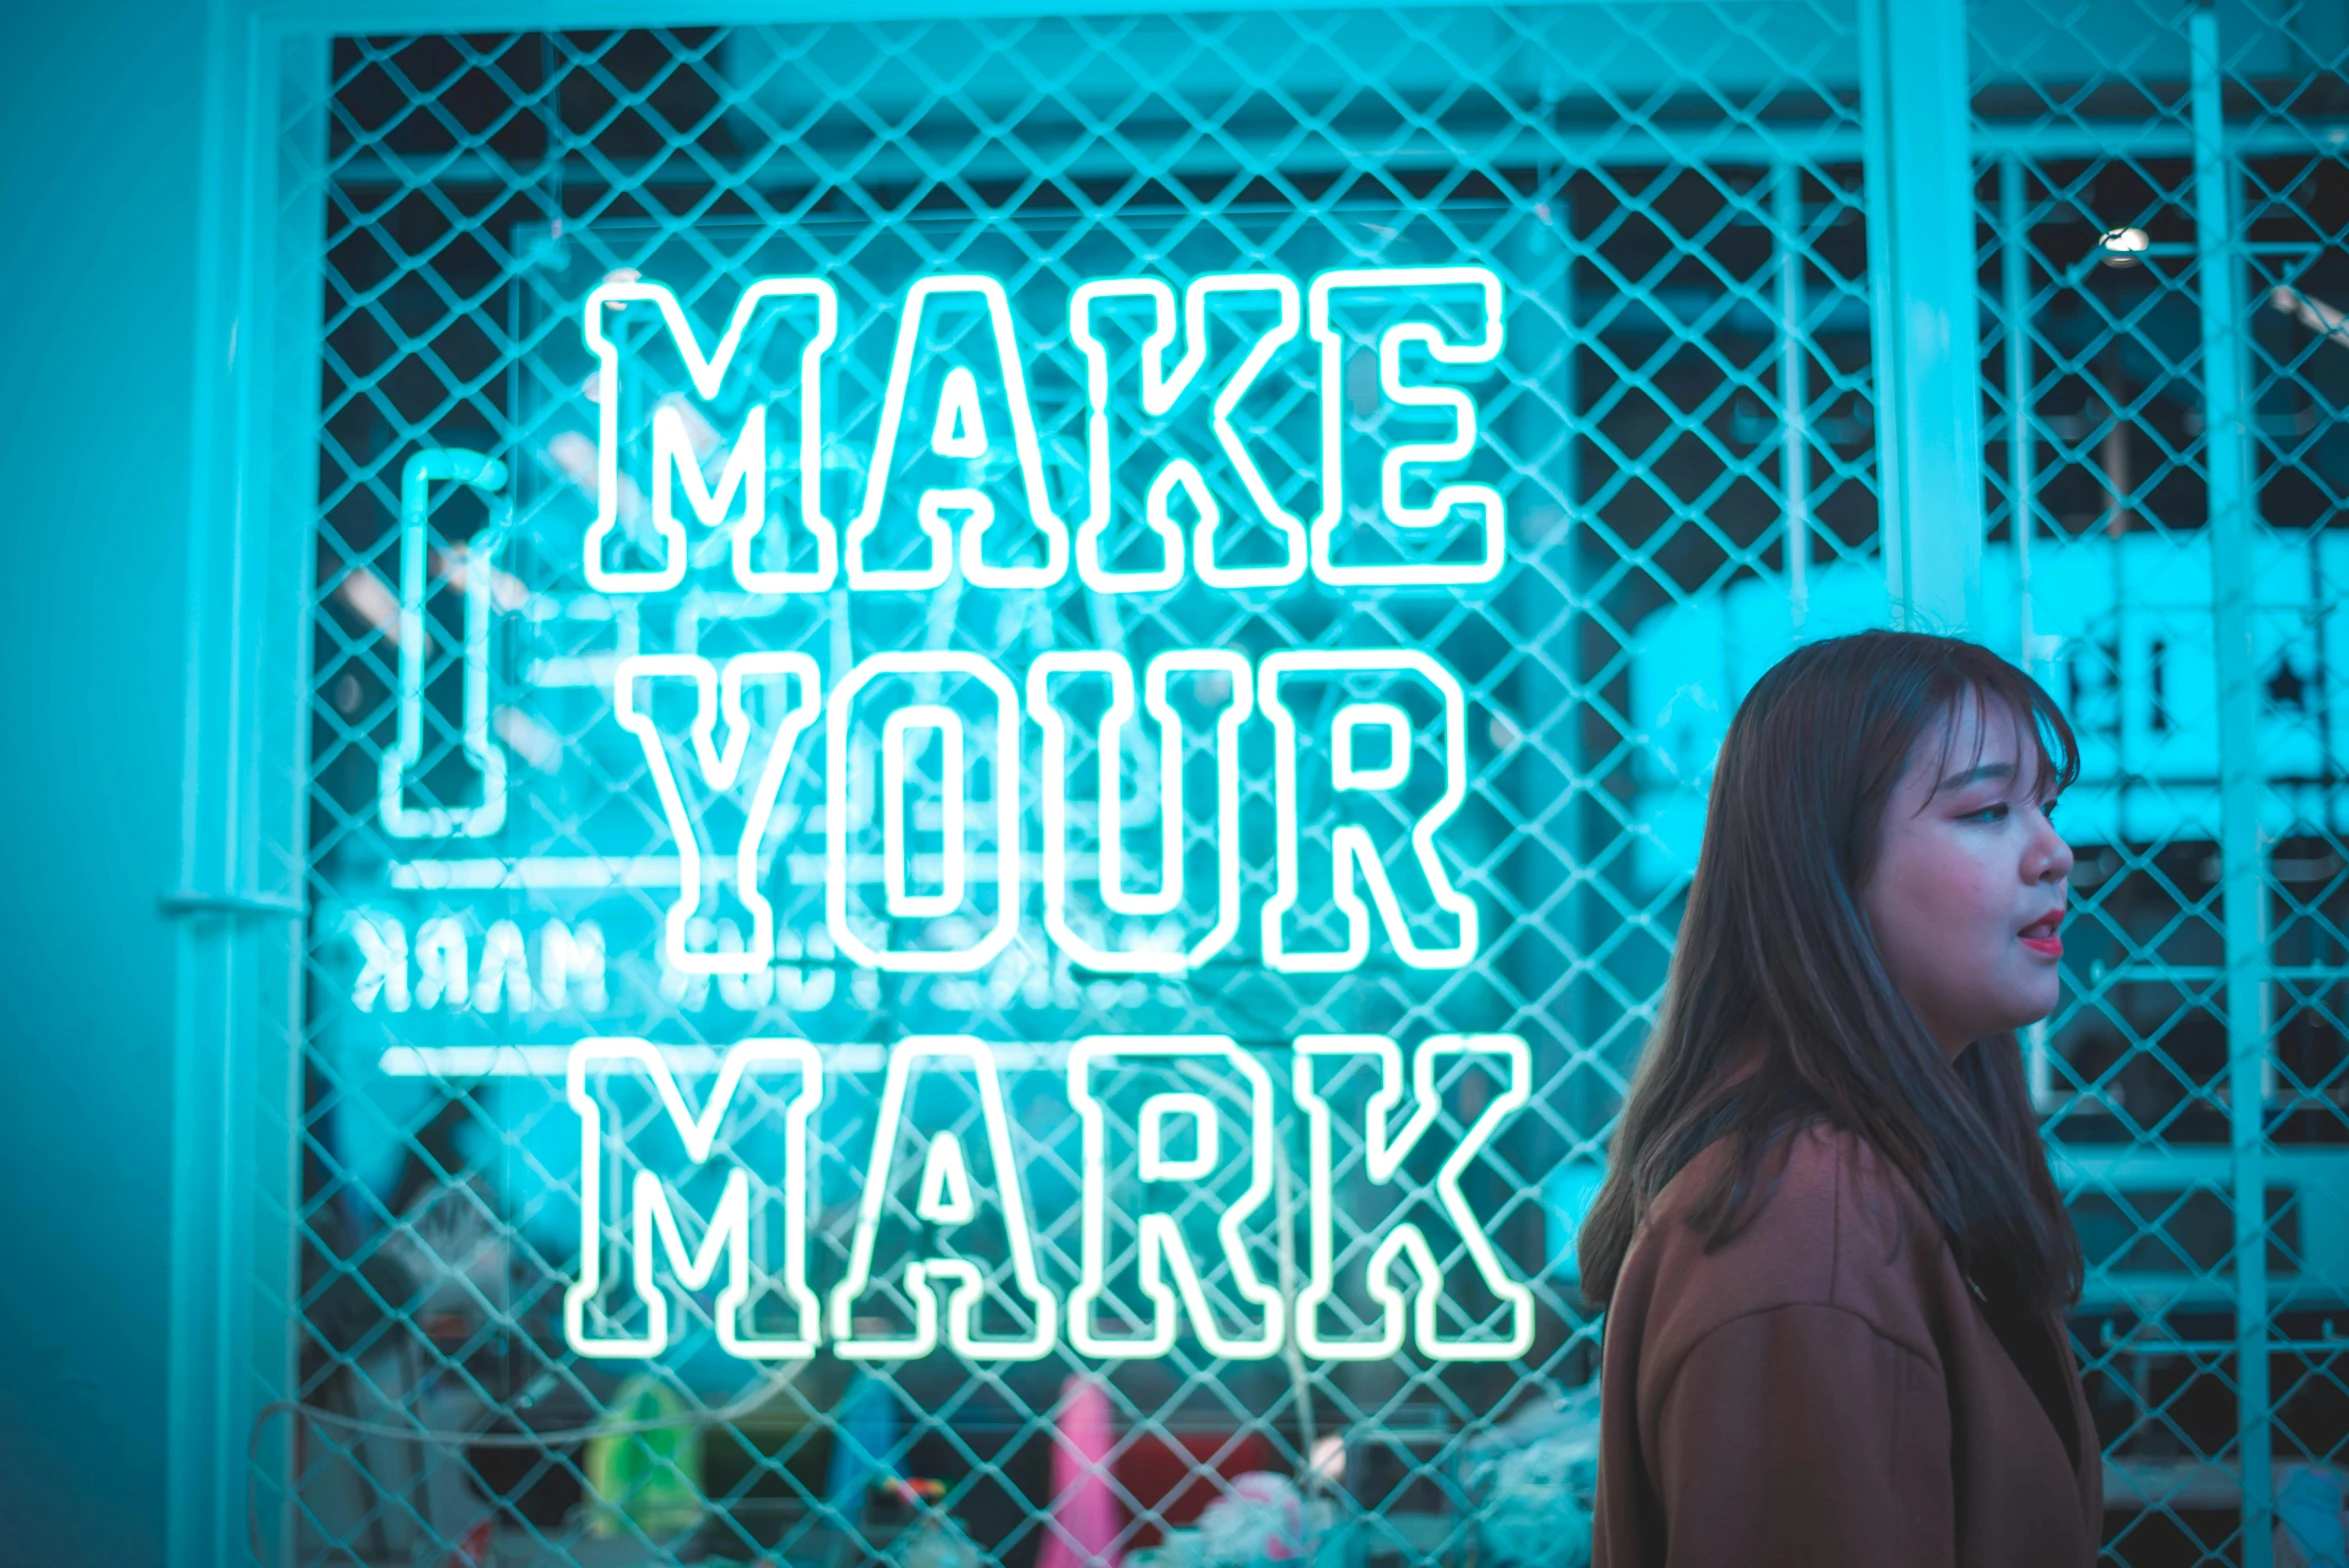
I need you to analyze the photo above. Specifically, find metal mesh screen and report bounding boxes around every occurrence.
[266,1,2349,1563]
[1970,2,2349,1564]
[293,8,1875,1562]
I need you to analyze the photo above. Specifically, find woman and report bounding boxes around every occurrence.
[1578,630,2099,1568]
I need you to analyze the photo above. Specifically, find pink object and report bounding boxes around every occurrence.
[1036,1373,1123,1568]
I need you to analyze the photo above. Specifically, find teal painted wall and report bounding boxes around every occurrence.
[0,0,206,1560]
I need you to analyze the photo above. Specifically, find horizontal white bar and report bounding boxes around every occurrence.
[389,856,681,890]
[377,1041,1082,1076]
[386,852,1096,890]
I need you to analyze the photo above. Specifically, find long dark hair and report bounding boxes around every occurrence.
[1576,630,2084,1319]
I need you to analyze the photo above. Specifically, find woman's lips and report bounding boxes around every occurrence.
[2020,912,2063,958]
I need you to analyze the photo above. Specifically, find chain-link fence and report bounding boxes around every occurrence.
[1965,3,2349,1563]
[268,2,2346,1564]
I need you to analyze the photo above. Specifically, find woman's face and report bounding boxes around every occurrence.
[1862,695,2074,1058]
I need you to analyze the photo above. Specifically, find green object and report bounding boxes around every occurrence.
[582,1375,706,1540]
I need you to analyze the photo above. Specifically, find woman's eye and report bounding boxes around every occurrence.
[1964,803,2010,823]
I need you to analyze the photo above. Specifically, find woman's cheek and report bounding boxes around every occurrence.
[1945,835,2006,924]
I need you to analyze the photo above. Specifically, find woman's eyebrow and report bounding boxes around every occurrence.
[1935,759,2018,792]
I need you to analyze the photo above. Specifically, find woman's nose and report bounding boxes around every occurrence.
[2031,815,2075,883]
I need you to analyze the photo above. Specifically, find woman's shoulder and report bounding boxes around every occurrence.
[1620,1121,1946,1365]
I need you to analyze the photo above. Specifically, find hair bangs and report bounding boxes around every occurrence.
[1924,663,2081,810]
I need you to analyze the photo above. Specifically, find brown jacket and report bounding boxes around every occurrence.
[1591,1122,2101,1568]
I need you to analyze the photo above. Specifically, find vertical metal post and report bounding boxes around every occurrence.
[170,4,260,1563]
[2191,7,2273,1563]
[2000,154,2065,1110]
[1776,162,1811,631]
[258,32,332,1567]
[171,4,316,1565]
[1858,0,1985,636]
[2000,155,2038,671]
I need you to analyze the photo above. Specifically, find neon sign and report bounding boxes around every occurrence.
[564,1034,1533,1365]
[380,448,510,838]
[372,263,1532,1367]
[578,267,1504,596]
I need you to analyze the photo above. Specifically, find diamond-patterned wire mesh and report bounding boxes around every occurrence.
[268,1,2334,1562]
[1969,1,2349,1563]
[292,10,1875,1561]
